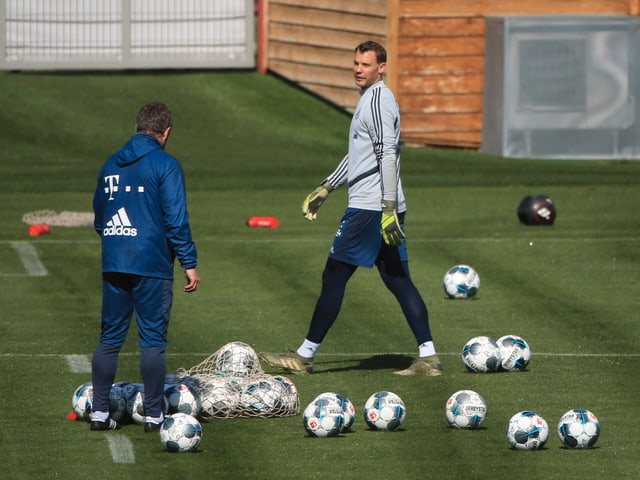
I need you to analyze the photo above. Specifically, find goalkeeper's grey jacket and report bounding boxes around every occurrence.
[93,132,197,280]
[325,80,406,213]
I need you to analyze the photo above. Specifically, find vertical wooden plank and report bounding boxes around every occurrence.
[630,0,640,15]
[258,0,269,73]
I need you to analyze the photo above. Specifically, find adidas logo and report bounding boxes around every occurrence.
[103,207,138,237]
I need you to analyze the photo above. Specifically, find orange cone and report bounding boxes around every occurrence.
[246,216,279,228]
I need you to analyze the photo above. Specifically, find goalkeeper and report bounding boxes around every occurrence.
[261,41,441,377]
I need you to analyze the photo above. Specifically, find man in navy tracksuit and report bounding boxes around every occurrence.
[90,102,200,431]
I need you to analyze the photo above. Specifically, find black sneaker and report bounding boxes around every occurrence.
[144,421,162,433]
[90,418,121,431]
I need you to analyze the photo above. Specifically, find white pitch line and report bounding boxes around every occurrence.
[2,351,639,359]
[9,241,48,276]
[65,357,134,465]
[317,352,640,358]
[65,354,91,373]
[106,434,135,464]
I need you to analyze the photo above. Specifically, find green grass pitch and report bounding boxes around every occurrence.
[1,70,639,479]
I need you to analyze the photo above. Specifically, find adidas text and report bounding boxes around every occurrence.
[103,225,138,236]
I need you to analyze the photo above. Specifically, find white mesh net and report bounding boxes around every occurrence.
[173,341,299,419]
[22,210,94,227]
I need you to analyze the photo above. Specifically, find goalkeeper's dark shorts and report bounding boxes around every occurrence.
[329,208,408,268]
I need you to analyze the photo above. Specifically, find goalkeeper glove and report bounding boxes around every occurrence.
[302,182,333,221]
[381,200,405,246]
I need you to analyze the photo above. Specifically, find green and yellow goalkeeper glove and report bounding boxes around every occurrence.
[302,182,333,221]
[381,200,405,246]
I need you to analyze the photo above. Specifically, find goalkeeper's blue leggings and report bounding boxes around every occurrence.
[306,251,433,345]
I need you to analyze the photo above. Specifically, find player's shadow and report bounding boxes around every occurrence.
[319,354,413,374]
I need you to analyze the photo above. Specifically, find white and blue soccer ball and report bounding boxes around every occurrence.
[71,382,94,421]
[445,390,487,429]
[302,396,345,437]
[159,413,203,453]
[215,341,261,377]
[127,388,146,424]
[364,391,406,432]
[462,336,502,373]
[443,265,480,299]
[199,377,239,419]
[121,383,144,423]
[164,383,202,417]
[239,377,280,415]
[127,386,170,424]
[497,334,531,371]
[557,409,601,449]
[314,392,356,431]
[506,411,549,450]
[271,375,299,414]
[72,382,126,422]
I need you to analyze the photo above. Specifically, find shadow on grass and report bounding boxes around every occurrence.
[317,354,414,374]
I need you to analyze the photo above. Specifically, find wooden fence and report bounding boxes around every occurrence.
[259,0,640,148]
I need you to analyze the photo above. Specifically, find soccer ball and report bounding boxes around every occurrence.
[314,392,356,431]
[164,383,202,417]
[159,413,203,453]
[506,411,549,450]
[445,390,487,429]
[215,341,261,377]
[239,377,280,415]
[127,387,170,424]
[462,336,502,373]
[302,396,345,437]
[127,388,146,424]
[517,195,556,225]
[271,375,299,414]
[121,383,144,423]
[71,382,126,422]
[71,382,94,421]
[497,334,531,371]
[364,391,406,432]
[199,377,239,419]
[557,409,601,448]
[443,265,480,299]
